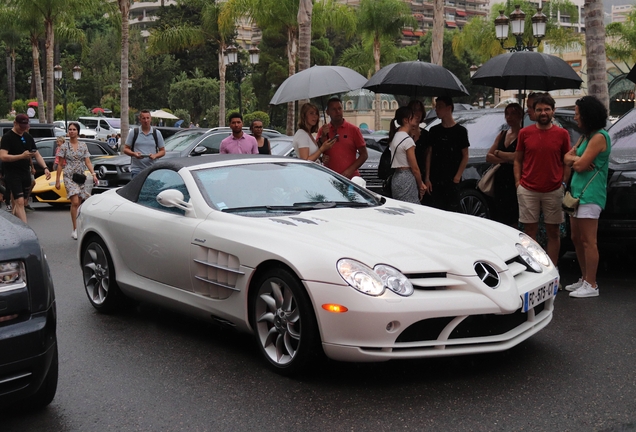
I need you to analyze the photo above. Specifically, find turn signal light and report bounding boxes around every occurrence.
[322,304,348,313]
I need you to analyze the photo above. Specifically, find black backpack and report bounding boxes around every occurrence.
[378,136,409,180]
[131,128,159,152]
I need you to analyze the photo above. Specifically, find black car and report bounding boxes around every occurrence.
[358,108,587,219]
[0,212,58,410]
[34,137,117,178]
[0,123,56,139]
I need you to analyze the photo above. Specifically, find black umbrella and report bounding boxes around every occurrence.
[626,63,636,84]
[471,51,582,91]
[363,61,469,98]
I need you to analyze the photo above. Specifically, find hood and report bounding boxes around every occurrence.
[91,154,131,166]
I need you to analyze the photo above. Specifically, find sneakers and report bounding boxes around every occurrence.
[569,281,599,298]
[71,230,77,240]
[565,278,584,292]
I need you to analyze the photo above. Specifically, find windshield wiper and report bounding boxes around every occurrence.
[222,201,375,214]
[292,201,374,209]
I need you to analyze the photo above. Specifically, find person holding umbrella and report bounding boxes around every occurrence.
[293,103,336,162]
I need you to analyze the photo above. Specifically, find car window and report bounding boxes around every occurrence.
[137,169,190,215]
[36,141,55,157]
[81,119,98,129]
[164,131,207,152]
[608,108,636,163]
[196,133,228,155]
[105,119,121,129]
[86,143,107,155]
[100,120,111,130]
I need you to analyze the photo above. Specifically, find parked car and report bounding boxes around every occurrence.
[0,211,58,409]
[77,155,558,374]
[30,138,117,205]
[363,134,389,152]
[0,122,56,138]
[78,117,121,141]
[52,121,98,139]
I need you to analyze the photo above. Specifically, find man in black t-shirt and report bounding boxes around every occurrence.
[424,97,470,212]
[0,114,51,222]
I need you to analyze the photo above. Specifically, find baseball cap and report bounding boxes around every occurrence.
[15,114,30,125]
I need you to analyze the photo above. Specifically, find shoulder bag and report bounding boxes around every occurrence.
[476,164,500,197]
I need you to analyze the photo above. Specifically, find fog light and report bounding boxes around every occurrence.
[322,304,348,313]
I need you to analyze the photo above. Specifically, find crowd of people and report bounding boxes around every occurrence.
[0,93,611,298]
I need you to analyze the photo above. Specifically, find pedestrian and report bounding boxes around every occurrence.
[564,96,611,298]
[123,110,166,178]
[107,133,117,150]
[220,113,258,154]
[317,97,368,179]
[424,96,469,212]
[0,114,51,223]
[406,100,429,200]
[250,119,271,155]
[388,106,426,203]
[514,93,571,267]
[52,136,65,171]
[293,103,336,162]
[55,122,98,240]
[485,103,523,226]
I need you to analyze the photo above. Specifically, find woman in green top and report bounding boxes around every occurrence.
[563,96,611,298]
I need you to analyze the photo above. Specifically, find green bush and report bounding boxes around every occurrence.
[243,111,270,128]
[173,109,190,127]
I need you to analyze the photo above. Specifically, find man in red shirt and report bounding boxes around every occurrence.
[317,98,367,179]
[514,93,571,265]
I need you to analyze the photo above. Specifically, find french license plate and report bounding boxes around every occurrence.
[522,277,558,313]
[97,180,108,187]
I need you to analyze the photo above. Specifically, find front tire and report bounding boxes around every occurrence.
[460,188,491,219]
[81,237,130,313]
[250,268,321,375]
[25,345,58,410]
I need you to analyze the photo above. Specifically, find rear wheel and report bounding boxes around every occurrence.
[250,268,321,375]
[81,237,131,313]
[460,189,491,219]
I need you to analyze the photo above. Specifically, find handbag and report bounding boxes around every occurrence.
[476,164,500,197]
[561,135,600,215]
[72,172,87,185]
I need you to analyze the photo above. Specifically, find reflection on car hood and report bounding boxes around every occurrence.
[91,154,131,165]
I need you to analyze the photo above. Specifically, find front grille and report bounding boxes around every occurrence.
[358,168,382,187]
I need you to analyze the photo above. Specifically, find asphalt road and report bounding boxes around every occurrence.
[2,204,635,432]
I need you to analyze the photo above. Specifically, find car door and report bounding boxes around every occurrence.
[192,132,230,155]
[109,169,201,292]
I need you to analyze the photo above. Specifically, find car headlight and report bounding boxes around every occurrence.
[121,165,131,173]
[337,259,413,296]
[516,233,551,272]
[0,261,26,292]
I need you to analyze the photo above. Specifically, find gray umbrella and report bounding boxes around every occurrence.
[269,65,368,105]
[471,51,582,91]
[363,61,469,98]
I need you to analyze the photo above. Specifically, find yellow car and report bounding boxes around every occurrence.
[31,171,93,205]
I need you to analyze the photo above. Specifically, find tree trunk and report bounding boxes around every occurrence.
[120,0,130,142]
[286,27,298,135]
[584,0,609,110]
[219,46,226,127]
[31,41,45,124]
[373,37,381,131]
[6,52,12,105]
[297,0,312,110]
[431,0,444,66]
[45,19,55,123]
[10,50,15,104]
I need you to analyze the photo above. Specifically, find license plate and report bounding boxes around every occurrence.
[522,277,558,313]
[97,180,108,187]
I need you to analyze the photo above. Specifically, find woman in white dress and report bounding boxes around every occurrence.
[293,103,336,162]
[389,107,427,203]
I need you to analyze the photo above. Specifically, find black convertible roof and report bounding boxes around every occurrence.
[116,154,290,202]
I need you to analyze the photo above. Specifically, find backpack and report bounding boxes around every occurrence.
[378,136,409,180]
[131,128,159,152]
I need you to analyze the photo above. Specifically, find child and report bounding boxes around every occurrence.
[53,136,65,171]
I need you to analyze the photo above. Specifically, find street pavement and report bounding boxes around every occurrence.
[1,203,635,432]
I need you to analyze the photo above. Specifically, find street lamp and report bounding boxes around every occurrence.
[54,65,81,131]
[495,5,547,52]
[225,46,260,115]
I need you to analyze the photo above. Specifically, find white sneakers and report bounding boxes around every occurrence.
[565,278,584,292]
[71,230,77,240]
[569,280,599,298]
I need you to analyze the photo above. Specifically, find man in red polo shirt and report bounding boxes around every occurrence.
[317,98,367,179]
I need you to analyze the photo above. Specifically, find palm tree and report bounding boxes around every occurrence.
[115,0,131,143]
[431,0,443,66]
[0,4,25,107]
[20,8,47,123]
[585,0,609,110]
[357,0,415,130]
[149,0,235,127]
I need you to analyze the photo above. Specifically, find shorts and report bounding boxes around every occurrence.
[571,203,602,219]
[4,171,31,200]
[517,184,564,225]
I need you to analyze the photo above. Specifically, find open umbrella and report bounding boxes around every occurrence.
[269,65,367,105]
[363,61,469,98]
[150,109,179,120]
[471,51,582,92]
[28,101,38,107]
[92,107,105,114]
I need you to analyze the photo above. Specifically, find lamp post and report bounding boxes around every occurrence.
[54,65,81,131]
[226,46,260,116]
[495,5,547,52]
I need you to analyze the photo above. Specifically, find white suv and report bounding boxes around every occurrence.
[53,121,97,139]
[78,117,121,141]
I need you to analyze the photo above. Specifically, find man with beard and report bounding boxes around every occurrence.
[514,93,571,266]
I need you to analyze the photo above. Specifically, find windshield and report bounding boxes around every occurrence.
[192,162,379,215]
[608,108,636,164]
[164,131,207,152]
[105,119,121,128]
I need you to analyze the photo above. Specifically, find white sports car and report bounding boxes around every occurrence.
[77,155,559,374]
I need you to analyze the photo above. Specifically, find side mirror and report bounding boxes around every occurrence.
[351,176,367,189]
[156,189,189,211]
[192,146,207,156]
